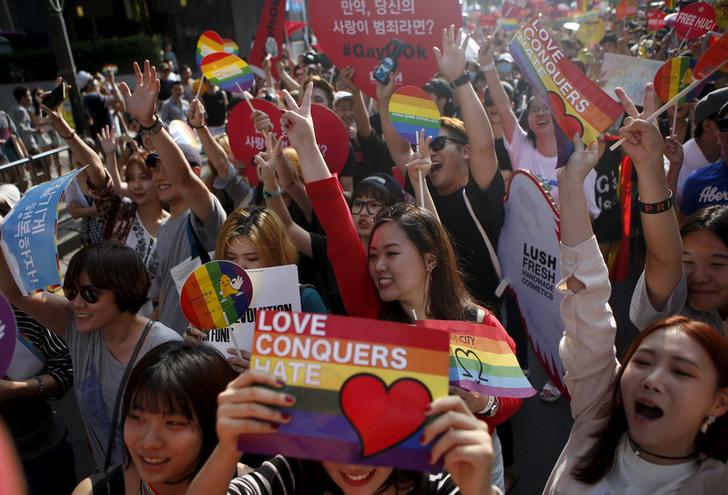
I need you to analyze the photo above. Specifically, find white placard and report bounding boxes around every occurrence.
[601,53,663,105]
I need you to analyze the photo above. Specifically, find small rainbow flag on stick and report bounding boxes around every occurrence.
[654,57,703,104]
[389,85,441,145]
[417,319,536,399]
[201,52,255,94]
[196,30,224,67]
[242,312,450,471]
[180,261,253,330]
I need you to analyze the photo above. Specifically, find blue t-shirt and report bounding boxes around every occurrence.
[680,161,728,215]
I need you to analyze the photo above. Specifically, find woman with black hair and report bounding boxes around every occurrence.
[72,342,236,495]
[0,243,180,468]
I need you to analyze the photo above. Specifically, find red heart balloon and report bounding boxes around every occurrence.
[340,374,431,458]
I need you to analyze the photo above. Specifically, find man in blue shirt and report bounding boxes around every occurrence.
[681,101,728,215]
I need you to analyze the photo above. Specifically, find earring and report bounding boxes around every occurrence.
[700,415,716,434]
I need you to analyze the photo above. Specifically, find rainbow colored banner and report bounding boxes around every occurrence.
[201,52,255,94]
[497,17,520,30]
[180,261,253,330]
[223,38,240,56]
[196,30,225,68]
[389,85,441,145]
[417,319,535,399]
[509,18,624,165]
[653,57,702,104]
[240,311,450,471]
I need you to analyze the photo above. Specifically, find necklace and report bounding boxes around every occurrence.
[628,436,698,462]
[139,481,159,495]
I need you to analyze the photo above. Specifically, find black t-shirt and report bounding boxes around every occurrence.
[346,132,397,185]
[407,171,506,307]
[202,91,228,127]
[83,93,111,136]
[495,137,512,171]
[592,139,623,244]
[159,79,175,101]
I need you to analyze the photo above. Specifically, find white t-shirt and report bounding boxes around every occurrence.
[587,436,699,495]
[504,123,601,219]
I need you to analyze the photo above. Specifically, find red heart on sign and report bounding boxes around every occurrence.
[547,91,584,140]
[340,374,431,458]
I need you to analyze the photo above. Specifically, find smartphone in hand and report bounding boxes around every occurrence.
[42,81,67,110]
[373,38,406,85]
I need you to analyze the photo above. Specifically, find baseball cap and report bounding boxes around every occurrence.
[334,91,353,105]
[694,87,728,127]
[75,71,93,90]
[495,53,514,65]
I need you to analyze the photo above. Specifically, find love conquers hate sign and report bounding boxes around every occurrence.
[239,311,450,472]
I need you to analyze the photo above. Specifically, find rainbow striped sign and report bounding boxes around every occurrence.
[201,52,255,94]
[196,30,225,68]
[509,18,624,165]
[223,38,240,56]
[653,57,702,104]
[389,85,441,145]
[497,17,520,30]
[241,311,450,471]
[169,120,202,153]
[417,319,535,399]
[180,261,253,330]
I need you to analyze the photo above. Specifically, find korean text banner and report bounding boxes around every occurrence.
[509,19,623,164]
[240,311,450,472]
[0,167,86,295]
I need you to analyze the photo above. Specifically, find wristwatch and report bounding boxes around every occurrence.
[140,115,164,136]
[449,73,470,90]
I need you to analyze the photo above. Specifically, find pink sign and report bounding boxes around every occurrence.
[675,2,716,40]
[309,0,461,99]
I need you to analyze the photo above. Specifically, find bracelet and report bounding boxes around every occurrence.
[638,190,673,214]
[190,123,206,129]
[36,376,45,397]
[476,395,496,415]
[60,129,76,140]
[263,186,282,199]
[449,73,470,90]
[482,63,496,72]
[139,115,160,131]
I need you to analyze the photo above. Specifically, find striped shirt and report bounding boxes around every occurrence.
[228,455,460,495]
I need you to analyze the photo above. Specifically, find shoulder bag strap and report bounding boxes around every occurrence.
[101,320,154,471]
[186,215,211,264]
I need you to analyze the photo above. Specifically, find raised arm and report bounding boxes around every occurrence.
[339,67,373,138]
[377,75,414,175]
[188,99,230,177]
[120,61,214,222]
[435,27,498,189]
[480,37,518,144]
[97,126,129,197]
[616,85,682,311]
[406,132,440,222]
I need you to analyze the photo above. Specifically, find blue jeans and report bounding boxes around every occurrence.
[491,430,505,493]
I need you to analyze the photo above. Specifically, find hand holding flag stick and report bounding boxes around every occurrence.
[610,59,727,151]
[406,129,433,210]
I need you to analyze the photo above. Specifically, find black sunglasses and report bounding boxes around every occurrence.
[429,135,467,152]
[63,284,101,304]
[718,117,728,133]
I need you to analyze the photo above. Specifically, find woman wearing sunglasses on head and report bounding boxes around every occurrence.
[278,77,520,492]
[0,243,181,469]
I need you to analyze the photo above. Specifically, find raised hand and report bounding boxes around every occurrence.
[405,129,433,186]
[422,395,494,495]
[559,134,599,184]
[252,109,273,134]
[434,25,470,82]
[97,125,118,155]
[663,135,684,170]
[118,60,160,127]
[188,99,206,128]
[254,131,283,186]
[478,35,495,67]
[215,371,293,454]
[615,83,664,166]
[338,66,359,94]
[375,71,398,102]
[280,83,315,149]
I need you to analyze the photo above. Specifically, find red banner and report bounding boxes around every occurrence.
[647,10,666,32]
[249,0,286,71]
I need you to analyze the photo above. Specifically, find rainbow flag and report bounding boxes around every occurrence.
[223,38,240,56]
[417,319,535,398]
[201,52,255,93]
[179,261,253,330]
[498,17,520,30]
[241,312,450,472]
[196,30,224,67]
[389,85,441,145]
[653,57,703,104]
[509,18,624,165]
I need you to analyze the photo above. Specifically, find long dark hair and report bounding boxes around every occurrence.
[573,316,728,484]
[680,205,728,248]
[371,203,475,322]
[122,342,237,476]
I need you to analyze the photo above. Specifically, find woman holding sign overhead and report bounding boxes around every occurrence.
[188,370,499,495]
[543,94,728,493]
[0,243,180,469]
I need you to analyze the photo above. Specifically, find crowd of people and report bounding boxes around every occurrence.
[0,8,727,495]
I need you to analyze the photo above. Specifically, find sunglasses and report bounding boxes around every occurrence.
[63,284,101,304]
[429,135,467,152]
[718,117,728,133]
[351,199,384,215]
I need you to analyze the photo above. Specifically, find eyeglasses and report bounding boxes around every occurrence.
[63,284,101,304]
[718,117,728,132]
[528,105,551,115]
[351,199,384,215]
[429,135,467,152]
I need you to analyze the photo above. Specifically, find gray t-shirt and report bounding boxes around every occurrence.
[629,270,725,335]
[155,197,226,333]
[212,162,253,208]
[64,316,181,467]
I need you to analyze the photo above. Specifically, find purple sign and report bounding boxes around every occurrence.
[0,294,17,377]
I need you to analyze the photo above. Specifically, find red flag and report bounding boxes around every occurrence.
[249,0,285,71]
[284,20,308,37]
